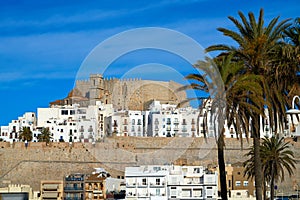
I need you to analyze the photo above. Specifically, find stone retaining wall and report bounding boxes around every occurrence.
[0,137,299,193]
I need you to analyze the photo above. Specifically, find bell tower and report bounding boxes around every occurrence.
[89,74,104,105]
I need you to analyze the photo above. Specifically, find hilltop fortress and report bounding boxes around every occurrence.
[51,74,188,110]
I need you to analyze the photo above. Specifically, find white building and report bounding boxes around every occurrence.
[125,165,218,200]
[146,101,201,137]
[105,110,144,137]
[37,101,113,142]
[0,112,36,142]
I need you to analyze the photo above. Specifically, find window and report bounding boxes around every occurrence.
[61,110,68,115]
[236,181,241,186]
[228,180,231,187]
[193,168,200,173]
[193,189,202,197]
[132,119,135,125]
[156,178,160,185]
[70,110,75,115]
[182,189,191,197]
[243,181,248,186]
[156,188,160,196]
[142,178,146,185]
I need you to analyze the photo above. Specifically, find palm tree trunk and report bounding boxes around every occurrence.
[270,166,275,200]
[254,134,263,200]
[218,130,228,200]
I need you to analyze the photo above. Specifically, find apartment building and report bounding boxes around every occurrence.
[40,180,63,200]
[125,165,218,200]
[146,101,203,137]
[125,165,169,200]
[63,173,85,200]
[0,184,39,200]
[0,112,36,142]
[84,174,106,200]
[105,110,144,137]
[215,163,257,199]
[37,101,113,142]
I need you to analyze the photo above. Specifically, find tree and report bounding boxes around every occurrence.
[18,127,32,142]
[183,54,265,200]
[206,9,292,200]
[244,136,296,200]
[38,127,52,145]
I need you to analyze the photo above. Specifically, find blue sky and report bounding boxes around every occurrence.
[0,0,299,126]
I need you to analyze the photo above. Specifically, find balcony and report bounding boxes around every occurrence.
[64,197,82,200]
[64,187,84,191]
[182,128,188,132]
[174,121,179,124]
[182,121,187,125]
[149,182,165,187]
[191,127,196,131]
[65,176,84,182]
[166,121,171,125]
[137,183,147,188]
[126,183,136,188]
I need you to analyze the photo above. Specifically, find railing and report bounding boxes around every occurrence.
[64,197,82,200]
[64,187,84,191]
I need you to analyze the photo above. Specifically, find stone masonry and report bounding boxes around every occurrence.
[0,138,299,194]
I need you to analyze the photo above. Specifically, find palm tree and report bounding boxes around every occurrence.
[18,127,33,142]
[244,136,296,200]
[183,54,265,199]
[185,57,228,200]
[38,127,52,145]
[283,17,300,102]
[206,9,292,199]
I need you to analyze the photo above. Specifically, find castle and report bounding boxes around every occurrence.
[50,74,188,110]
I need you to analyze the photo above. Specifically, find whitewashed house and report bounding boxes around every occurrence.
[0,112,36,142]
[125,165,218,200]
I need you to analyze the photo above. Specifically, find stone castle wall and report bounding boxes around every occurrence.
[0,138,299,193]
[74,75,188,110]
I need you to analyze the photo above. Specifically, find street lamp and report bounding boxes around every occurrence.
[286,95,300,137]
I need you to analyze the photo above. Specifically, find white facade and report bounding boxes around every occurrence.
[286,111,300,137]
[37,101,113,142]
[147,101,201,137]
[125,165,169,200]
[0,112,36,142]
[106,110,144,137]
[125,165,218,200]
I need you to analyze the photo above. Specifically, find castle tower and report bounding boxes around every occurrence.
[89,74,104,105]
